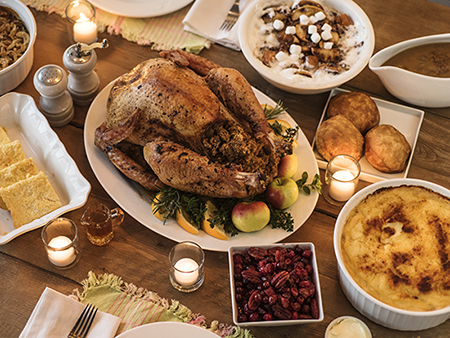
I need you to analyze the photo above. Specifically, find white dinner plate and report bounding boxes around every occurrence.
[90,0,193,18]
[84,78,319,252]
[312,88,424,183]
[116,322,219,338]
[0,93,91,244]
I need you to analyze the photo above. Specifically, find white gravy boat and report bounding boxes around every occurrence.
[369,33,450,108]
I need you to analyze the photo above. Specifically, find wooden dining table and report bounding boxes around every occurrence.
[2,0,450,337]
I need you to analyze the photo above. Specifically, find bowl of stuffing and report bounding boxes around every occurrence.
[334,178,450,331]
[0,0,36,95]
[238,0,374,94]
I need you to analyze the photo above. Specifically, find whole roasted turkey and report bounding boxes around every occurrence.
[95,50,292,198]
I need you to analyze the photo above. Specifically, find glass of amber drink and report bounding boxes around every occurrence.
[81,203,124,246]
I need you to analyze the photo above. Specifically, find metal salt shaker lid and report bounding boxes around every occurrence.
[33,64,69,98]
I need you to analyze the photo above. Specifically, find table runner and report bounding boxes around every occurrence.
[73,271,253,337]
[20,0,210,53]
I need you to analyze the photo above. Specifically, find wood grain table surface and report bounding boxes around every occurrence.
[1,0,450,337]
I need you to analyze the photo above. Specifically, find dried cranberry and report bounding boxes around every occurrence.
[263,313,273,321]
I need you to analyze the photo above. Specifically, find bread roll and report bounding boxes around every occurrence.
[327,92,380,134]
[365,124,411,173]
[315,115,364,161]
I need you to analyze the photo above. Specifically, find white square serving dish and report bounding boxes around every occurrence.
[0,93,91,244]
[228,243,323,326]
[312,88,425,183]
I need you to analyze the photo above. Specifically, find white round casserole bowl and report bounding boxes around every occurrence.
[238,0,375,94]
[333,178,450,331]
[0,0,37,95]
[369,33,450,108]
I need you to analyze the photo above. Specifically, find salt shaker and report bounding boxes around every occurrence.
[33,64,74,128]
[63,39,109,106]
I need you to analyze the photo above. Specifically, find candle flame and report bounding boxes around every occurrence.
[77,12,88,23]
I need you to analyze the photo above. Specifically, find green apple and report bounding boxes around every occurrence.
[231,201,271,232]
[265,177,299,209]
[277,153,298,178]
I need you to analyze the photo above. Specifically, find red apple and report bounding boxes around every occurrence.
[231,201,271,232]
[277,153,298,178]
[265,177,299,209]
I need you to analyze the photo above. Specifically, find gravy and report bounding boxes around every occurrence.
[382,42,450,78]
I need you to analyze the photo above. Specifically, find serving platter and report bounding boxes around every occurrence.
[116,322,219,338]
[84,80,319,252]
[312,88,424,183]
[0,93,91,244]
[90,0,193,18]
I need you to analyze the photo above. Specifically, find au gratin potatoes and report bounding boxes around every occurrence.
[341,185,450,311]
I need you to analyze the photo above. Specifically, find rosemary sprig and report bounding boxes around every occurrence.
[263,100,288,120]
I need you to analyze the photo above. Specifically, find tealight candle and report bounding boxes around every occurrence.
[74,14,97,44]
[174,258,199,286]
[47,236,76,267]
[329,170,356,202]
[65,1,97,44]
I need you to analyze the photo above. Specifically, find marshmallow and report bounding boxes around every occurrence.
[289,44,302,55]
[308,25,317,35]
[311,32,321,43]
[315,11,326,21]
[266,34,278,46]
[273,19,284,31]
[322,23,332,32]
[323,42,333,50]
[300,14,309,25]
[309,15,318,24]
[285,26,296,35]
[275,51,288,62]
[321,30,333,41]
[290,53,300,61]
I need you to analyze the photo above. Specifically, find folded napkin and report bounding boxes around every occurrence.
[19,287,121,338]
[183,0,252,51]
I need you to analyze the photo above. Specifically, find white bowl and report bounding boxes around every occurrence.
[238,0,375,94]
[325,316,372,338]
[334,178,450,331]
[0,0,37,95]
[369,33,450,108]
[228,243,324,326]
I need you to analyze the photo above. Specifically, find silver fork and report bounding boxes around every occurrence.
[68,304,98,338]
[220,0,240,31]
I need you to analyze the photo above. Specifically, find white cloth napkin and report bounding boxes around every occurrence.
[183,0,252,51]
[19,287,121,338]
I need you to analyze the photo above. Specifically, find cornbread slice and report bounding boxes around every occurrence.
[0,140,27,170]
[0,158,39,209]
[0,127,10,145]
[0,171,62,228]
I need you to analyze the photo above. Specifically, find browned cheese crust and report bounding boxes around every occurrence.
[341,185,450,311]
[315,115,364,161]
[327,92,380,134]
[365,124,411,173]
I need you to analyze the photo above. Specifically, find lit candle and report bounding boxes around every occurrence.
[174,258,199,286]
[47,236,76,267]
[329,170,356,202]
[73,13,97,44]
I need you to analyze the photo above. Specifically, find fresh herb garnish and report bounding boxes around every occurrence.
[296,172,322,195]
[263,100,287,120]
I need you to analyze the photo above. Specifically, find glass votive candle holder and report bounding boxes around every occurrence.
[169,241,205,293]
[41,217,81,269]
[324,154,361,205]
[65,0,97,44]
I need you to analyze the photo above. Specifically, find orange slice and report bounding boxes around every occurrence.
[268,119,299,148]
[152,192,168,221]
[176,208,199,235]
[202,201,227,240]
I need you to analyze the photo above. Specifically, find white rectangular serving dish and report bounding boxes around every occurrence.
[0,93,91,244]
[228,243,324,326]
[312,88,424,183]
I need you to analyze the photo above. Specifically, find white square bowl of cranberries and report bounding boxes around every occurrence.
[228,243,324,326]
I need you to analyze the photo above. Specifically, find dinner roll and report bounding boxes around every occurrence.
[327,92,380,134]
[365,124,411,173]
[315,115,364,161]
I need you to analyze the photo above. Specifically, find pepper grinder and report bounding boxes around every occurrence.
[63,39,109,106]
[33,64,74,128]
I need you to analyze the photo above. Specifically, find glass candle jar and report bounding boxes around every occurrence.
[41,217,81,268]
[65,1,97,44]
[169,241,205,292]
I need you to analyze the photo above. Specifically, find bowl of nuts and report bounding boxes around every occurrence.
[0,0,37,95]
[228,243,323,326]
[238,0,374,94]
